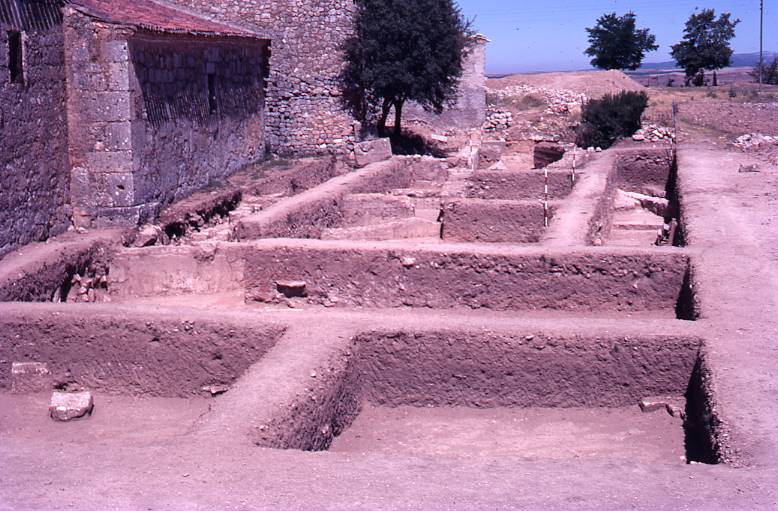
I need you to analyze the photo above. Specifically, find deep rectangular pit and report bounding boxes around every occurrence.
[590,148,685,247]
[254,330,719,465]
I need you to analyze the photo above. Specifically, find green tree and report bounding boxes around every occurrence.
[751,58,778,85]
[342,0,470,137]
[671,9,740,86]
[585,12,659,70]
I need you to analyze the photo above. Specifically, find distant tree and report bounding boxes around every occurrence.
[671,9,740,86]
[342,0,471,137]
[751,58,778,85]
[585,12,659,70]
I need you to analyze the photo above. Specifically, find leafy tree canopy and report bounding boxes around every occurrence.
[671,9,740,85]
[342,0,471,136]
[585,12,658,70]
[751,58,778,85]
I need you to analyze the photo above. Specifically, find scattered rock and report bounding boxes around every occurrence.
[734,133,778,151]
[11,362,51,394]
[354,138,392,168]
[639,397,668,413]
[276,280,308,298]
[133,224,165,248]
[49,391,94,422]
[201,384,229,396]
[639,396,686,419]
[484,108,513,131]
[632,124,675,143]
[614,190,669,216]
[400,256,417,268]
[738,163,761,173]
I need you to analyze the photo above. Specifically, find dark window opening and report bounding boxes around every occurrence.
[8,30,24,84]
[207,73,217,114]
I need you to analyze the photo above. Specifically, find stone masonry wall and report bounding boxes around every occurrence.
[403,37,488,131]
[128,36,267,209]
[64,8,138,227]
[167,0,357,155]
[64,8,268,227]
[0,0,70,257]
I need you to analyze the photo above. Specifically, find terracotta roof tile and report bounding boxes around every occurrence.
[69,0,262,39]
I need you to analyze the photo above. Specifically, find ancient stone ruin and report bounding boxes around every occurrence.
[2,0,778,509]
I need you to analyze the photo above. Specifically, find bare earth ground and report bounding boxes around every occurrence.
[330,405,686,463]
[2,72,778,509]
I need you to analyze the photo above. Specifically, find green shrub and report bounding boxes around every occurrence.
[575,90,649,149]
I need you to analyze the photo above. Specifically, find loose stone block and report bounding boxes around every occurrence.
[276,280,308,298]
[49,391,95,422]
[354,139,393,168]
[11,362,52,394]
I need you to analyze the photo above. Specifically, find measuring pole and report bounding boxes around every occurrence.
[760,0,765,88]
[543,168,549,229]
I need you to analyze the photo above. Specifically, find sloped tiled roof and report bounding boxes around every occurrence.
[68,0,262,39]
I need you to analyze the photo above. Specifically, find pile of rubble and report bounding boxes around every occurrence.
[487,84,586,115]
[484,108,513,131]
[734,133,778,151]
[632,124,675,143]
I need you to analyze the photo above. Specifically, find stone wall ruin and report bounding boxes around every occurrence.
[0,0,70,257]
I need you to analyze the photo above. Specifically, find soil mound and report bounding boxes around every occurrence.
[488,70,644,98]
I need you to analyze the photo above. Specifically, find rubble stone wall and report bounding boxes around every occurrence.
[167,0,358,155]
[128,36,268,209]
[0,0,70,257]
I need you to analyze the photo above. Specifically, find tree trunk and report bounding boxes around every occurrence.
[712,70,718,87]
[377,98,392,136]
[393,99,404,137]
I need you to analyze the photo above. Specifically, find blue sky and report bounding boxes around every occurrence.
[456,0,777,74]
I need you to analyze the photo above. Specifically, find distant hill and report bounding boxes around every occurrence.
[640,52,778,70]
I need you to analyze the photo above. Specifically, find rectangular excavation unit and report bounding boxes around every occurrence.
[589,148,683,247]
[240,327,719,465]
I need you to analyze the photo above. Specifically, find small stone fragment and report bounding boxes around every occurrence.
[401,256,416,268]
[639,396,669,413]
[201,384,229,397]
[276,280,307,298]
[666,403,686,420]
[49,391,94,422]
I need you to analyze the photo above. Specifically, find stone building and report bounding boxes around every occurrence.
[64,0,270,227]
[1,0,487,255]
[1,0,71,256]
[1,0,270,253]
[166,0,359,156]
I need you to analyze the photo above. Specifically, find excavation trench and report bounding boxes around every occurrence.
[590,148,685,247]
[240,329,719,465]
[100,242,698,319]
